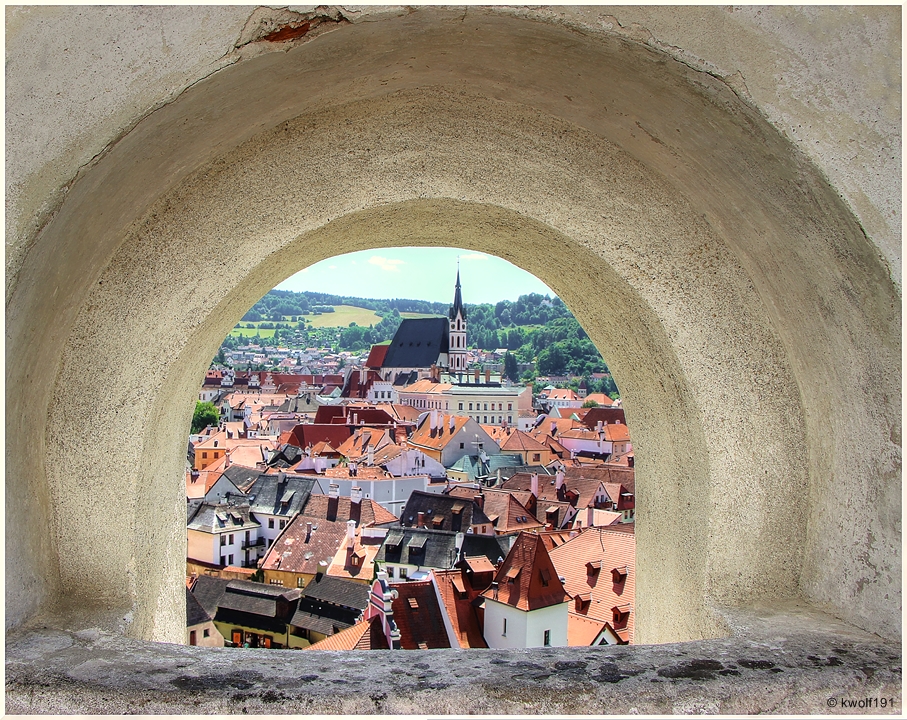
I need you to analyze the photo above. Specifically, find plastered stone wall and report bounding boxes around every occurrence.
[6,6,900,647]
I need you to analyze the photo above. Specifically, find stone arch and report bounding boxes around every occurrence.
[7,8,899,660]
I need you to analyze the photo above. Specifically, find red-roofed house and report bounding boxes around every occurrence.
[390,580,451,650]
[548,526,636,645]
[479,532,570,648]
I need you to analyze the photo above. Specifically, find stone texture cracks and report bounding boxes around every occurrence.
[6,604,901,715]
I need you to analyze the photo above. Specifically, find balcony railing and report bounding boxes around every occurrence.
[241,537,266,550]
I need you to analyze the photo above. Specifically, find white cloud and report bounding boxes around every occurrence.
[368,255,405,272]
[460,253,489,261]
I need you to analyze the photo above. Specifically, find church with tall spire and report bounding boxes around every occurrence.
[448,267,468,372]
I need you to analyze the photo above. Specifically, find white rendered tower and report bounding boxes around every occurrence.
[448,268,468,372]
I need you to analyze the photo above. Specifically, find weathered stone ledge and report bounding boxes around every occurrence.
[6,602,901,715]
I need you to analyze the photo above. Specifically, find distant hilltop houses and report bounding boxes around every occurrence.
[187,270,634,652]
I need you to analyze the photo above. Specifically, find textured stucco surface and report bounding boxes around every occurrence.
[5,3,900,655]
[6,602,901,715]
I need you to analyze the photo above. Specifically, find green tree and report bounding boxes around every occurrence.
[191,401,219,433]
[503,352,519,382]
[581,399,600,408]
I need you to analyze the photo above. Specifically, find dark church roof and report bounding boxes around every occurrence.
[382,317,449,368]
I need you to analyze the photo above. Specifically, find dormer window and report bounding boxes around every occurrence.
[586,560,602,576]
[611,566,628,583]
[575,592,591,611]
[612,604,631,625]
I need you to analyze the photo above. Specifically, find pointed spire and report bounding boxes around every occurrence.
[449,266,467,320]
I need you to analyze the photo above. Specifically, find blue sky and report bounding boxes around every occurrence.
[276,247,556,304]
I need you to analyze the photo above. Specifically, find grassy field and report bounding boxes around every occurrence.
[400,311,441,319]
[306,305,383,328]
[228,306,441,338]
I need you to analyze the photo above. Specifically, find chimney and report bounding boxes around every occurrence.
[555,470,565,492]
[347,519,356,547]
[430,410,437,431]
[530,473,539,498]
[367,444,375,466]
[360,368,366,385]
[484,368,490,384]
[449,415,456,432]
[597,420,604,433]
[353,412,358,426]
[351,486,362,505]
[588,505,595,527]
[417,512,425,528]
[306,522,313,541]
[550,420,557,435]
[473,493,485,511]
[474,367,480,383]
[329,483,339,499]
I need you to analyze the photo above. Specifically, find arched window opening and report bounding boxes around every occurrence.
[186,247,635,650]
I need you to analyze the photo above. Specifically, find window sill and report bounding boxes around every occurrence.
[6,601,899,714]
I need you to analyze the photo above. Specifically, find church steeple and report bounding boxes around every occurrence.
[449,267,467,321]
[448,265,468,372]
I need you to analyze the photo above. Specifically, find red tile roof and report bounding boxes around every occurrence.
[548,526,636,644]
[280,424,352,451]
[480,532,570,611]
[407,413,472,452]
[499,429,549,453]
[433,569,488,648]
[303,618,372,651]
[302,494,398,527]
[365,344,390,369]
[259,515,349,575]
[391,580,451,649]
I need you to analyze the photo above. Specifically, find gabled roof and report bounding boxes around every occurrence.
[407,413,487,453]
[480,532,570,611]
[432,570,488,648]
[447,487,544,535]
[382,317,450,368]
[446,453,527,482]
[499,429,549,453]
[301,572,370,611]
[365,343,391,369]
[578,407,625,428]
[391,580,451,649]
[246,474,316,517]
[215,580,301,623]
[189,575,231,619]
[399,490,491,532]
[187,501,260,533]
[301,494,398,527]
[377,527,510,570]
[221,464,265,493]
[545,388,578,401]
[303,618,373,651]
[186,586,212,627]
[259,515,350,575]
[548,526,636,644]
[335,427,393,460]
[280,423,352,451]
